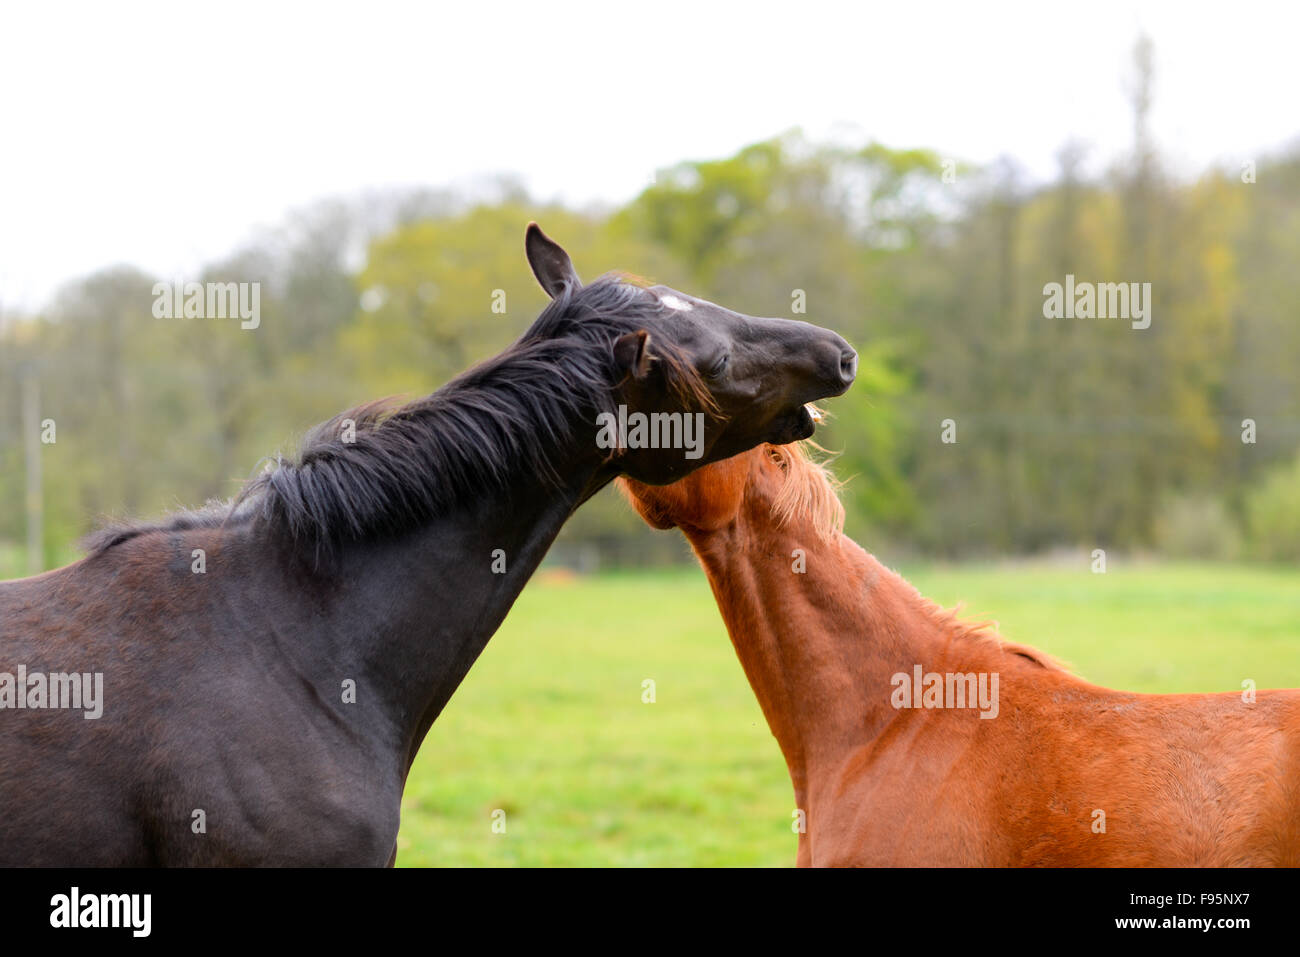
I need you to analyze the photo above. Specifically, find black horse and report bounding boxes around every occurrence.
[0,224,856,865]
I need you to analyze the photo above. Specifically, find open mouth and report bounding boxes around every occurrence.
[769,404,818,444]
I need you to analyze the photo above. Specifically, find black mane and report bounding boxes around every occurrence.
[82,276,709,558]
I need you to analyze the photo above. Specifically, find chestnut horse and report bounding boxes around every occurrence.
[622,442,1300,866]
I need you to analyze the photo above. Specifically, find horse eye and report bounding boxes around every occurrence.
[706,354,730,378]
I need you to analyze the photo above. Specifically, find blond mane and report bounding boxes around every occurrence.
[769,440,1067,673]
[769,441,845,542]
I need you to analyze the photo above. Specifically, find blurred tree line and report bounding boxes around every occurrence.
[3,114,1299,569]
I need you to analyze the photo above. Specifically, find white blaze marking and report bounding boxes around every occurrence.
[660,294,692,311]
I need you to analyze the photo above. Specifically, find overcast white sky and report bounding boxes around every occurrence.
[1,0,1296,311]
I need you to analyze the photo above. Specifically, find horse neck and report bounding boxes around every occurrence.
[680,501,955,787]
[326,449,609,777]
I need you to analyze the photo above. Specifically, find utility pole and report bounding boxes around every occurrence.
[21,363,43,575]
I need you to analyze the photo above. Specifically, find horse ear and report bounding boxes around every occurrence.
[525,222,581,298]
[613,330,654,380]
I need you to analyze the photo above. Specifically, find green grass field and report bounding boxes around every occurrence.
[396,560,1300,867]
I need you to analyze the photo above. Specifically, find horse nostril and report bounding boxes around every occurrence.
[840,349,858,384]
